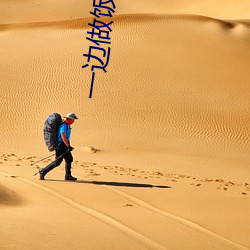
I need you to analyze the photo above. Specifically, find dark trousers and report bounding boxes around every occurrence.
[41,149,73,177]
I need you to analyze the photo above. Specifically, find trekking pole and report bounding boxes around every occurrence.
[31,153,55,166]
[33,151,69,176]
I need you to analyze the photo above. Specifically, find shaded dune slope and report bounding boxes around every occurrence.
[0,184,23,206]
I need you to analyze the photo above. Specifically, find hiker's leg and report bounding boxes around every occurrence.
[64,152,73,178]
[40,150,64,176]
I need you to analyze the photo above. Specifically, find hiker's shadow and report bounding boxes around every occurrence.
[76,180,171,189]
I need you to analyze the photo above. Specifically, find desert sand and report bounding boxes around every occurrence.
[0,1,250,249]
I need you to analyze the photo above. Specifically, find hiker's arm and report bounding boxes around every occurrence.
[61,132,69,147]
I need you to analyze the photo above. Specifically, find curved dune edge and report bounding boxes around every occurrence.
[0,13,250,31]
[1,0,250,25]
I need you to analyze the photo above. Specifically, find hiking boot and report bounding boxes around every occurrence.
[39,170,45,180]
[65,175,77,181]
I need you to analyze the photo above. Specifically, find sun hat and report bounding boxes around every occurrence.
[64,112,78,120]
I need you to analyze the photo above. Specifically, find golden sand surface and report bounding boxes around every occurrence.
[1,1,250,249]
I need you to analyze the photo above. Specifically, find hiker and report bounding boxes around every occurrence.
[39,112,78,181]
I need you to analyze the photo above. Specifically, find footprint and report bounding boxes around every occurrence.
[124,203,133,207]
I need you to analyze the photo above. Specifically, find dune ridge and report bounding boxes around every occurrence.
[1,13,250,30]
[1,0,250,25]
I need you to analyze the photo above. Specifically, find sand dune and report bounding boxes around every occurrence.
[1,0,250,24]
[1,14,249,179]
[1,1,250,250]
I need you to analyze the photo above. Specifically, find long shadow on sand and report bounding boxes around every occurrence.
[49,179,171,189]
[46,179,170,188]
[78,180,171,189]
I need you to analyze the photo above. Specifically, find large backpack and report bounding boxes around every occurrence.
[43,113,63,151]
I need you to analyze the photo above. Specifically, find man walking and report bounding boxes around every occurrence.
[39,112,78,181]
